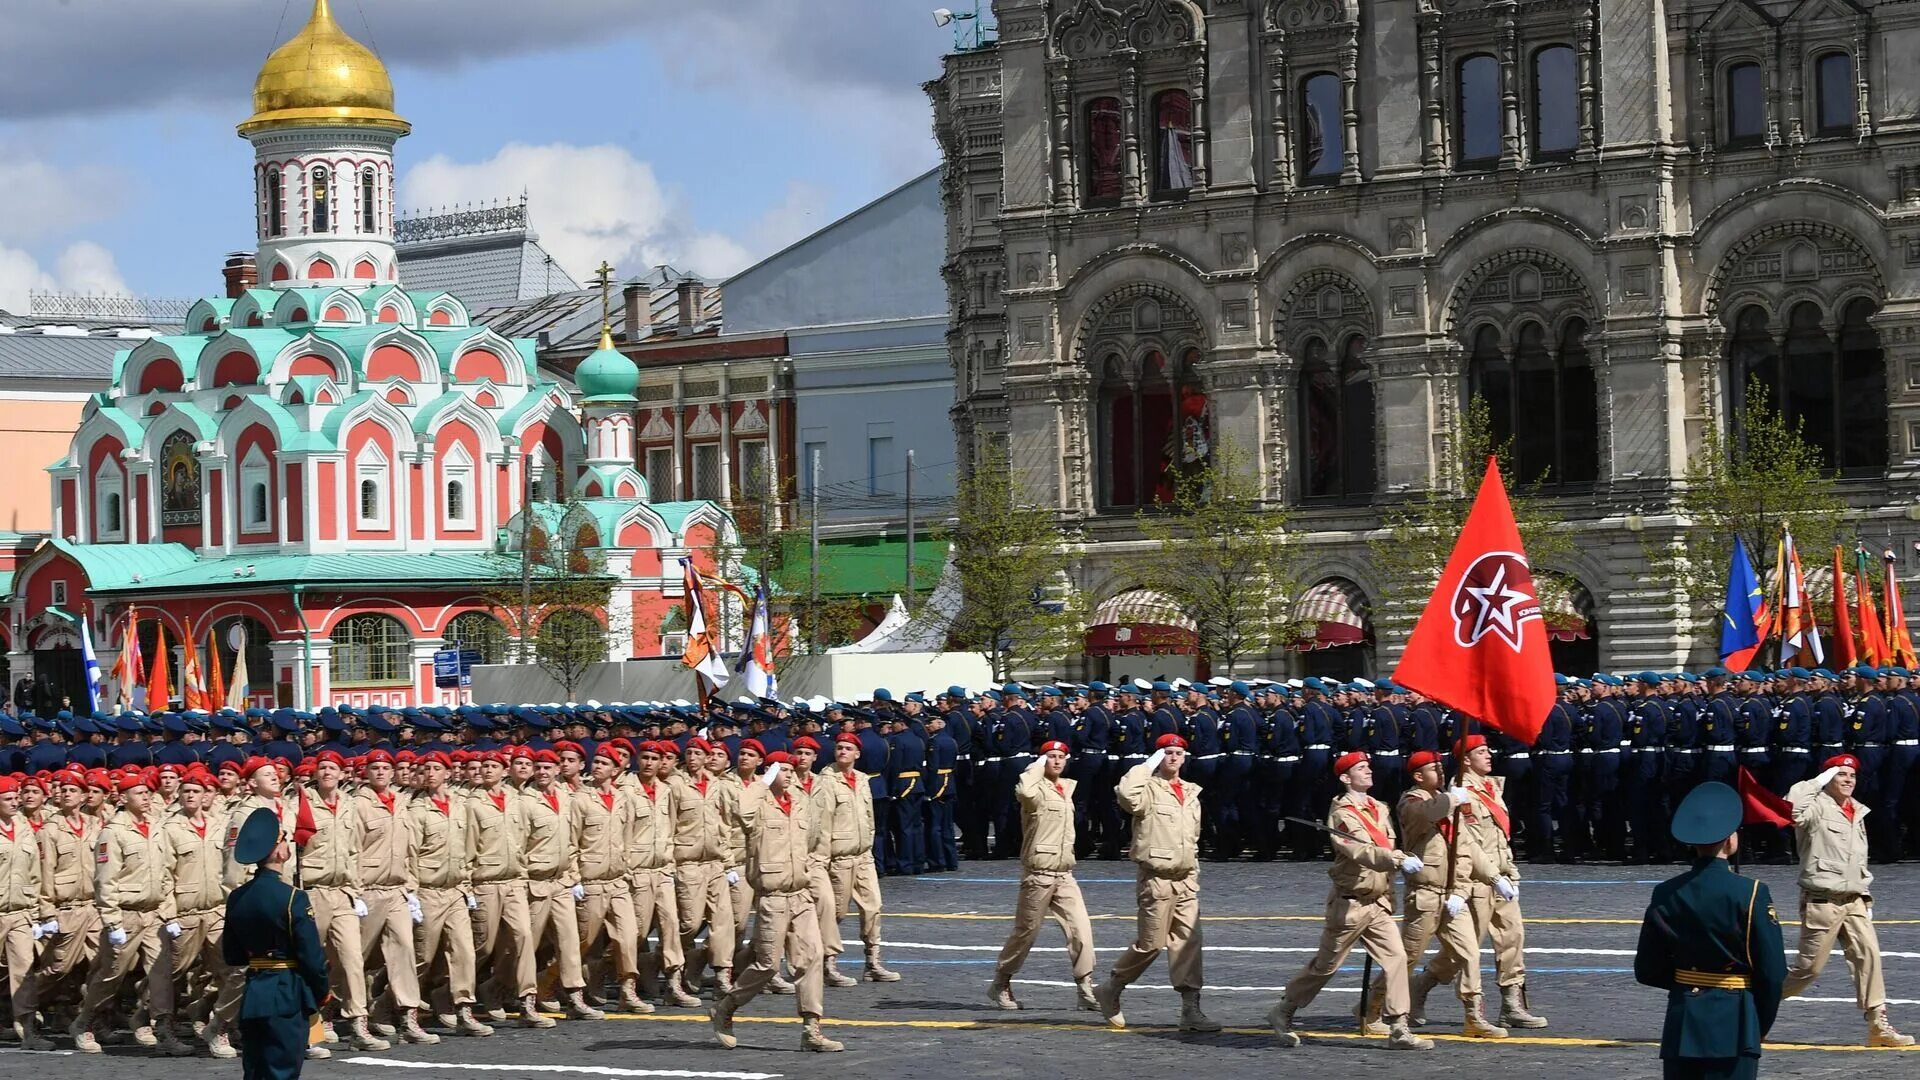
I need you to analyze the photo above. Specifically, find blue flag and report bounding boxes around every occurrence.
[1719,535,1763,660]
[79,616,104,714]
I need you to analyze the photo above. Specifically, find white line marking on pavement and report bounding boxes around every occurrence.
[0,1049,75,1056]
[1010,979,1920,1006]
[894,941,1920,960]
[337,1057,780,1080]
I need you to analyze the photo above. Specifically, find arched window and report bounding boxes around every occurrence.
[105,493,123,535]
[1469,320,1597,486]
[446,611,509,665]
[265,168,283,238]
[311,165,332,234]
[360,166,378,232]
[1816,52,1854,137]
[333,613,410,685]
[360,479,380,522]
[1152,90,1194,199]
[446,481,466,525]
[1726,62,1766,147]
[1726,300,1885,474]
[1300,335,1375,500]
[1097,348,1207,509]
[1299,72,1344,183]
[1457,54,1501,168]
[211,616,274,705]
[1084,96,1124,208]
[1532,46,1578,158]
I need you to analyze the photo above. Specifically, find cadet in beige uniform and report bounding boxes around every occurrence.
[352,749,438,1045]
[1094,733,1215,1032]
[710,752,842,1053]
[788,738,840,988]
[522,750,602,1020]
[73,772,191,1056]
[629,743,700,1007]
[1454,734,1546,1029]
[408,753,493,1037]
[672,741,736,996]
[1782,754,1914,1046]
[574,746,645,1011]
[1271,751,1433,1051]
[1,775,56,1050]
[990,740,1097,1011]
[159,771,244,1058]
[468,754,545,1027]
[221,758,292,891]
[299,752,388,1050]
[721,742,762,967]
[817,733,899,985]
[33,772,100,1014]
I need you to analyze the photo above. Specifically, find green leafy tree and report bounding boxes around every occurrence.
[1368,396,1578,639]
[484,501,616,690]
[949,445,1086,679]
[1130,443,1303,674]
[1659,378,1847,636]
[533,608,608,698]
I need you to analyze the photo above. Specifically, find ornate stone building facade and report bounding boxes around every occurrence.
[932,0,1920,676]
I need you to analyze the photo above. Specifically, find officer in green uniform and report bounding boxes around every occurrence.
[222,807,332,1080]
[1634,781,1787,1079]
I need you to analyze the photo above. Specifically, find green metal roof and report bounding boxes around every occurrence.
[777,535,946,598]
[91,550,583,594]
[47,540,202,591]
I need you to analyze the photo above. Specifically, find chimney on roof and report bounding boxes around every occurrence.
[222,252,258,299]
[623,282,649,342]
[676,279,705,331]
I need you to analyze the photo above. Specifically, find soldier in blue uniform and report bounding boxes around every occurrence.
[1215,682,1258,859]
[852,706,894,870]
[1296,678,1339,859]
[1106,683,1149,858]
[224,807,333,1080]
[885,712,929,875]
[1634,781,1786,1080]
[994,687,1034,858]
[924,704,960,871]
[1073,683,1114,857]
[969,691,1002,860]
[1885,668,1920,859]
[1701,669,1740,788]
[1533,677,1577,860]
[1626,673,1671,863]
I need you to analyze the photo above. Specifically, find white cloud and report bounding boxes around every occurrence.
[0,160,124,244]
[0,242,130,315]
[402,143,761,281]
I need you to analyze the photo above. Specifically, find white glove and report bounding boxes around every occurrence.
[30,921,51,941]
[108,927,129,948]
[1814,765,1843,789]
[352,898,369,918]
[1444,894,1467,919]
[1401,855,1425,876]
[1448,785,1472,804]
[165,921,183,938]
[1144,748,1167,774]
[1494,876,1518,901]
[37,919,61,939]
[406,894,424,925]
[725,869,740,886]
[572,883,586,902]
[760,762,782,787]
[465,894,479,910]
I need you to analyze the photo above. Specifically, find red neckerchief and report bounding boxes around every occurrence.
[694,776,709,797]
[67,815,88,839]
[1170,779,1185,805]
[375,790,395,815]
[600,789,616,812]
[430,795,450,817]
[542,789,560,816]
[28,819,41,834]
[799,776,813,794]
[1472,781,1511,837]
[775,793,793,816]
[488,790,506,814]
[135,819,150,838]
[190,816,208,840]
[1053,782,1066,798]
[322,793,340,815]
[1342,798,1392,849]
[1843,800,1857,823]
[0,818,13,842]
[641,781,657,803]
[843,769,857,791]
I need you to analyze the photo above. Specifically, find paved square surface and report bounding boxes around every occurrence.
[12,859,1920,1079]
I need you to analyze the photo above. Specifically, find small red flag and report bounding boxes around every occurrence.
[1830,547,1857,670]
[1392,458,1556,745]
[1736,766,1792,828]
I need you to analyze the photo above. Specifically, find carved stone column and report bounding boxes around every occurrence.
[1268,36,1295,190]
[1051,65,1076,205]
[1188,55,1211,194]
[1575,5,1599,156]
[1121,55,1144,205]
[1419,18,1445,167]
[1498,15,1523,168]
[1340,37,1363,182]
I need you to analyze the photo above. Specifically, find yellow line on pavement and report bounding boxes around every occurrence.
[891,912,1920,927]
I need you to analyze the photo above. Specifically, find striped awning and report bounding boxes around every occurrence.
[1540,578,1596,643]
[1291,579,1370,651]
[1085,589,1197,656]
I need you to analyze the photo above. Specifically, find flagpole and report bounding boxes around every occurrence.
[1444,713,1473,896]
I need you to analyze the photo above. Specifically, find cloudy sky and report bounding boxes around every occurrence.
[0,0,955,312]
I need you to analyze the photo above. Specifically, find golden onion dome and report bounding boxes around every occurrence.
[239,0,409,137]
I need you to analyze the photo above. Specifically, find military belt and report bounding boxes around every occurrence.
[1705,744,1736,752]
[1305,744,1331,751]
[1674,969,1749,990]
[897,771,921,777]
[1541,750,1573,756]
[1896,739,1920,746]
[247,958,294,971]
[1505,752,1529,759]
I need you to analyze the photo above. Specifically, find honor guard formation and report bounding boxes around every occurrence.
[1,667,1916,1064]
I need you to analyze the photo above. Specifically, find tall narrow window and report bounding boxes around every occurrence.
[1084,96,1124,208]
[1838,299,1887,472]
[1299,73,1344,183]
[1469,325,1513,440]
[1783,302,1836,461]
[1728,300,1885,474]
[1457,55,1501,167]
[1097,349,1206,509]
[1152,90,1194,199]
[312,165,332,233]
[360,479,380,522]
[645,447,675,500]
[333,614,410,685]
[1532,46,1578,158]
[361,167,378,232]
[445,481,466,524]
[738,439,770,499]
[355,443,388,528]
[1558,319,1599,484]
[1300,336,1375,500]
[1726,62,1766,147]
[265,169,283,237]
[1471,321,1596,486]
[1815,52,1855,136]
[691,443,722,501]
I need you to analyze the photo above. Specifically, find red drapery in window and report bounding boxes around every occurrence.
[1107,391,1137,507]
[1088,98,1124,203]
[1157,91,1193,191]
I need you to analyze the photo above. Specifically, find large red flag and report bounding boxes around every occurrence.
[1829,546,1857,669]
[1736,765,1792,827]
[1391,458,1557,745]
[1856,547,1889,667]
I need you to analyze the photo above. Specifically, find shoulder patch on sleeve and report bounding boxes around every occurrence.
[96,840,110,863]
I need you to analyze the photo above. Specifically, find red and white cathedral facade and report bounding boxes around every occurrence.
[1,1,734,709]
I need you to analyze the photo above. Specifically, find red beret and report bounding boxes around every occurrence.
[791,735,821,752]
[157,762,185,776]
[312,751,344,768]
[686,738,711,753]
[21,774,49,793]
[763,750,792,766]
[608,738,635,756]
[739,739,766,758]
[363,749,393,765]
[834,733,862,747]
[55,768,86,787]
[1406,750,1442,775]
[0,776,17,794]
[240,757,276,779]
[395,750,418,764]
[1334,751,1370,777]
[178,771,212,789]
[119,770,152,793]
[707,742,733,761]
[1154,733,1187,750]
[1826,754,1861,773]
[85,768,112,790]
[509,746,535,761]
[140,767,160,789]
[420,752,451,769]
[652,741,679,758]
[591,745,620,763]
[532,749,560,765]
[554,741,585,758]
[1454,734,1488,755]
[293,762,316,779]
[1040,740,1070,755]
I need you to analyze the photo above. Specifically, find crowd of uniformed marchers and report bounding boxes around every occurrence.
[0,664,1915,1060]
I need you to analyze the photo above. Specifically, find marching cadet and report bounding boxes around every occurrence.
[350,749,438,1045]
[33,770,101,1016]
[574,745,645,1011]
[224,757,293,890]
[1,773,56,1050]
[787,736,840,991]
[1453,733,1548,1029]
[1094,733,1217,1033]
[1270,751,1431,1051]
[72,770,192,1056]
[629,743,700,1008]
[469,752,544,1027]
[988,739,1097,1011]
[522,749,602,1020]
[671,740,736,998]
[406,753,493,1037]
[223,807,332,1080]
[721,741,759,971]
[160,769,243,1058]
[1780,754,1914,1046]
[1634,782,1786,1080]
[1364,749,1502,1038]
[295,751,386,1050]
[818,731,901,985]
[710,751,842,1052]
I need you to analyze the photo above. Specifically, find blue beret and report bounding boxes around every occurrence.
[871,688,894,702]
[1553,673,1570,686]
[1150,680,1172,693]
[1593,673,1623,686]
[1703,666,1730,679]
[1788,667,1812,680]
[1810,668,1836,681]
